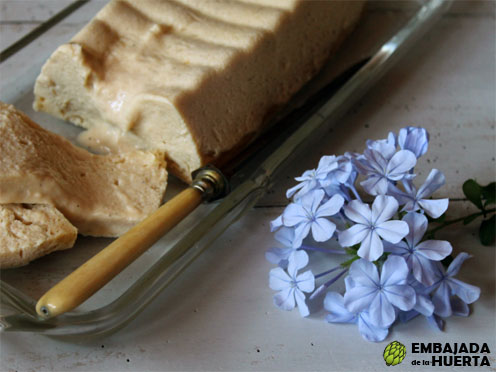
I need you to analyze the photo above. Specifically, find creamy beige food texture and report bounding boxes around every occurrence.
[34,0,365,182]
[0,204,77,269]
[0,102,168,238]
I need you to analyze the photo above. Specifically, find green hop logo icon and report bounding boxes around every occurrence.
[383,341,406,366]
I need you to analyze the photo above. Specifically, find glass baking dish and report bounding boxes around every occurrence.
[0,0,450,337]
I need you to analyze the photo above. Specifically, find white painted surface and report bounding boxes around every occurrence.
[0,1,495,371]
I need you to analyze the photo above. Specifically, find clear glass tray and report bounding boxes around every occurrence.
[0,0,450,337]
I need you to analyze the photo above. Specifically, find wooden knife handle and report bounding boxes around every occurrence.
[36,187,203,319]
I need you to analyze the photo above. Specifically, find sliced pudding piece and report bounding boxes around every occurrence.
[0,204,77,269]
[33,0,365,182]
[0,102,167,237]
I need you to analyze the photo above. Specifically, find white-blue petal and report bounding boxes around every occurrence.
[376,220,409,244]
[358,312,389,342]
[343,199,371,224]
[383,284,416,311]
[386,150,416,180]
[416,239,452,260]
[287,250,309,277]
[414,293,434,317]
[349,258,380,286]
[418,198,449,219]
[427,314,445,331]
[357,230,383,262]
[447,252,472,277]
[316,194,344,217]
[345,275,356,291]
[338,224,370,247]
[399,310,419,323]
[296,270,315,293]
[286,182,305,199]
[324,292,357,323]
[273,287,296,311]
[388,183,413,206]
[381,255,409,286]
[282,203,307,227]
[417,169,445,200]
[361,175,388,196]
[295,289,310,317]
[274,227,295,247]
[269,267,292,290]
[306,189,325,215]
[447,278,480,304]
[372,195,399,224]
[364,148,388,173]
[383,240,409,255]
[398,127,429,158]
[432,282,452,317]
[332,159,352,184]
[344,286,378,314]
[270,215,283,232]
[292,222,311,248]
[311,218,336,242]
[265,247,293,265]
[369,292,396,328]
[367,137,396,161]
[317,155,338,176]
[403,212,428,247]
[410,254,437,286]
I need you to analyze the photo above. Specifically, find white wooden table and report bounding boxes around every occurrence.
[1,1,495,371]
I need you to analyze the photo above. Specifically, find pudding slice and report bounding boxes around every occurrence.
[0,204,77,269]
[0,102,167,237]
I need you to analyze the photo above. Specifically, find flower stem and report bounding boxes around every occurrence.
[300,245,346,255]
[349,184,362,202]
[315,266,341,279]
[322,268,348,287]
[427,208,496,236]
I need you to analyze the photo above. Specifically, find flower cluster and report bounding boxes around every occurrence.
[267,127,480,342]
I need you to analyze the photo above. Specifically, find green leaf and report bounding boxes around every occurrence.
[463,214,480,225]
[340,256,359,268]
[479,215,495,246]
[345,247,358,256]
[463,179,483,210]
[481,182,496,206]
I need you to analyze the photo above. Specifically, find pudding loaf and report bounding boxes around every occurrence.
[34,0,365,182]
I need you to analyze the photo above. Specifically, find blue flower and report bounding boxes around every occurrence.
[324,292,388,342]
[323,155,358,201]
[409,277,435,316]
[269,251,315,317]
[339,195,409,261]
[366,132,397,160]
[326,155,353,185]
[270,215,283,232]
[286,155,339,199]
[388,169,449,218]
[398,276,435,324]
[354,148,417,195]
[265,227,296,267]
[343,256,416,328]
[384,212,452,286]
[398,126,429,158]
[429,253,480,318]
[283,190,344,248]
